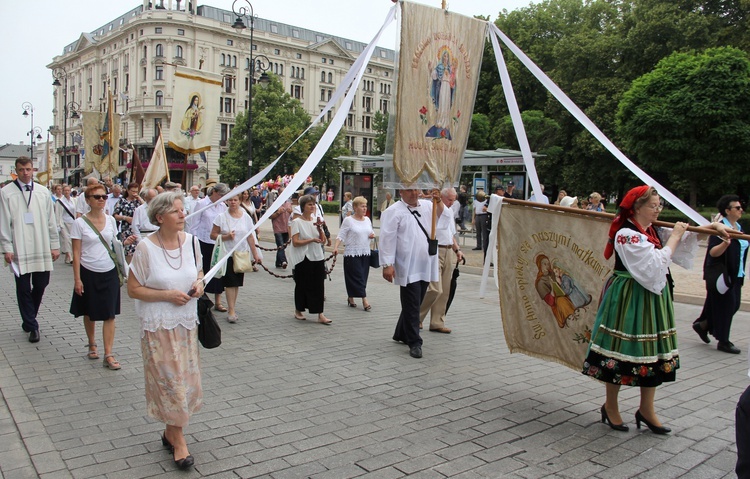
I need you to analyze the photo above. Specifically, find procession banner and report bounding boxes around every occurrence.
[81,111,100,175]
[96,91,120,177]
[168,67,222,155]
[142,129,170,189]
[391,1,486,186]
[497,203,614,371]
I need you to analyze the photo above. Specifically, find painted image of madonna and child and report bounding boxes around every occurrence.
[534,253,592,328]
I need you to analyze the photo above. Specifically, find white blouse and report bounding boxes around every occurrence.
[213,210,256,252]
[337,216,374,257]
[287,217,326,267]
[130,233,202,337]
[69,215,119,273]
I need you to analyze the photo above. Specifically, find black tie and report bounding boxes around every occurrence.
[25,185,31,191]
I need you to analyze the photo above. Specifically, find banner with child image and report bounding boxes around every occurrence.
[497,203,614,370]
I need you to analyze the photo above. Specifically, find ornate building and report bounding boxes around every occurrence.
[48,1,394,186]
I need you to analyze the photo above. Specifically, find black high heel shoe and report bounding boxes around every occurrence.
[635,410,671,435]
[600,405,629,431]
[174,454,195,470]
[161,433,174,452]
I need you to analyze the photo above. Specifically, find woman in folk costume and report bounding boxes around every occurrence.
[582,186,728,434]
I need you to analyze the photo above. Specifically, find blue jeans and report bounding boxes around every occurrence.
[274,232,289,267]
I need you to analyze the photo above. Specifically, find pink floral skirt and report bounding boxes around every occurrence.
[141,326,202,427]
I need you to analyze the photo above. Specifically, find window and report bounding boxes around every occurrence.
[328,89,332,101]
[232,55,237,67]
[224,97,232,114]
[219,96,224,113]
[224,75,233,93]
[328,72,332,83]
[155,65,164,80]
[155,27,162,34]
[293,85,302,99]
[271,25,278,33]
[292,30,299,38]
[220,123,228,144]
[274,48,280,55]
[227,39,233,46]
[252,44,257,51]
[321,71,326,82]
[221,54,226,66]
[154,118,162,134]
[364,116,372,130]
[380,50,387,58]
[296,53,302,59]
[345,42,352,50]
[321,57,326,63]
[347,114,353,128]
[329,59,334,65]
[143,45,147,58]
[155,90,164,106]
[175,45,183,58]
[155,44,163,57]
[316,35,324,42]
[300,68,304,79]
[125,73,129,91]
[384,71,390,77]
[279,64,283,76]
[88,85,93,102]
[320,89,326,101]
[177,29,184,36]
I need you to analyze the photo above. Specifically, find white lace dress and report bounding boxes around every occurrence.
[130,234,203,426]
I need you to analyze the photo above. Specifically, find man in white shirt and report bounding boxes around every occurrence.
[184,185,201,214]
[528,184,550,204]
[380,188,445,359]
[76,177,101,217]
[419,187,464,334]
[105,184,122,217]
[131,188,159,240]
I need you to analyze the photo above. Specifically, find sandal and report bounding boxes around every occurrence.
[86,343,99,360]
[347,299,357,308]
[363,304,372,312]
[294,311,306,321]
[103,355,122,370]
[214,304,228,312]
[318,315,332,325]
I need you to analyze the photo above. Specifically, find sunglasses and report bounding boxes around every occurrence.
[87,194,108,200]
[728,206,744,211]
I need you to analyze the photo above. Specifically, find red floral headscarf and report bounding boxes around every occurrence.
[604,185,653,259]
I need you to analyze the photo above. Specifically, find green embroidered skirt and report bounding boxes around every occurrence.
[582,271,679,387]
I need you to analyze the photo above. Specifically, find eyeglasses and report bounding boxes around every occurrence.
[87,194,108,200]
[645,204,664,212]
[729,206,744,211]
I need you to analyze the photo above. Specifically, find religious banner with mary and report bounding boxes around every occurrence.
[391,2,486,186]
[168,67,223,155]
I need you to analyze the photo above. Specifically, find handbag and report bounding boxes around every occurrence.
[82,216,128,286]
[232,250,254,273]
[705,256,732,295]
[209,236,227,278]
[190,237,221,348]
[409,208,438,256]
[369,237,380,268]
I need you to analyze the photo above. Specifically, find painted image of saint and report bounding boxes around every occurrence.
[426,46,457,140]
[551,259,592,310]
[534,254,575,328]
[180,93,204,139]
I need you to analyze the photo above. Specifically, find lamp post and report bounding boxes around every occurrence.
[52,67,80,185]
[231,0,271,180]
[21,102,42,161]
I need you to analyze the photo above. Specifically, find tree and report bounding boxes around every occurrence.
[306,122,350,190]
[219,74,312,185]
[372,110,389,155]
[467,113,492,150]
[617,47,750,206]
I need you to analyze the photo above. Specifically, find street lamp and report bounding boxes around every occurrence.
[52,67,80,184]
[21,102,42,161]
[232,0,271,179]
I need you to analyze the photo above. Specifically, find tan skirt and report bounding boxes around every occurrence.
[141,326,202,427]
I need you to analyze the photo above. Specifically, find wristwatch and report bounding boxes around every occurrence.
[382,263,394,268]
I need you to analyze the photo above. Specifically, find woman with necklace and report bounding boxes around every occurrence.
[70,184,135,369]
[693,195,748,354]
[288,194,332,324]
[210,195,262,323]
[127,192,204,470]
[334,196,375,311]
[582,186,728,434]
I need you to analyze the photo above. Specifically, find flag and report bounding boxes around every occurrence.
[168,67,222,155]
[496,203,614,371]
[130,145,146,186]
[142,128,170,189]
[389,2,486,187]
[81,111,100,174]
[97,90,120,177]
[37,144,48,173]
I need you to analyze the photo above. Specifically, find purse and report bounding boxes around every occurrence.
[232,250,254,273]
[209,236,227,278]
[409,208,438,256]
[82,216,128,286]
[705,256,732,295]
[190,237,221,348]
[369,237,380,268]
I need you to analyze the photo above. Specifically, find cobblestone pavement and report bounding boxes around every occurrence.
[0,215,746,478]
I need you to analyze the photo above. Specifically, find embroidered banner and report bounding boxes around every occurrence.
[497,203,614,371]
[97,91,120,177]
[168,67,222,155]
[391,2,486,186]
[142,129,170,189]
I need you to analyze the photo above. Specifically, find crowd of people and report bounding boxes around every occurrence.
[1,155,748,472]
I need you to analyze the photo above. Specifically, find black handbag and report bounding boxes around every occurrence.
[409,208,438,256]
[197,294,222,349]
[369,237,380,268]
[705,257,732,295]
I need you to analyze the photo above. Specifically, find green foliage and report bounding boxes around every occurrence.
[616,47,750,206]
[372,111,389,155]
[467,113,492,150]
[305,122,350,190]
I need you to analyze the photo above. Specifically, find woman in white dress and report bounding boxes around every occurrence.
[56,184,77,264]
[127,192,205,470]
[333,196,375,311]
[210,195,262,323]
[288,194,331,324]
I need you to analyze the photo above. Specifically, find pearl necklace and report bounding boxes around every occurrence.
[156,231,183,270]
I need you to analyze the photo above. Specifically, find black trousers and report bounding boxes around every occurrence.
[199,240,225,295]
[696,277,744,343]
[15,271,51,332]
[393,280,428,347]
[737,385,750,478]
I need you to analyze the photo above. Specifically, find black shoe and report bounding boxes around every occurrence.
[472,247,482,250]
[600,405,629,431]
[161,433,174,452]
[409,345,422,358]
[692,322,710,344]
[635,410,671,435]
[717,341,740,354]
[29,330,40,343]
[174,454,194,470]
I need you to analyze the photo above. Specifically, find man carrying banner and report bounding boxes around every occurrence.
[0,157,60,343]
[380,188,445,359]
[419,187,463,334]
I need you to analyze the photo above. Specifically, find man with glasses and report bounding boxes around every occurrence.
[0,157,61,343]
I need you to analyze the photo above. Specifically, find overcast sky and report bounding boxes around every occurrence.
[0,0,534,147]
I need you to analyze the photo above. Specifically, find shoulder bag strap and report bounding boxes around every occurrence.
[59,200,75,220]
[81,216,122,277]
[408,208,431,241]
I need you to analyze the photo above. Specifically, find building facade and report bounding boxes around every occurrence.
[47,1,395,187]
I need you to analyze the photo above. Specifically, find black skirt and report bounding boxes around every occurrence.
[293,258,325,314]
[70,265,121,321]
[343,254,370,298]
[200,240,225,294]
[222,256,245,288]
